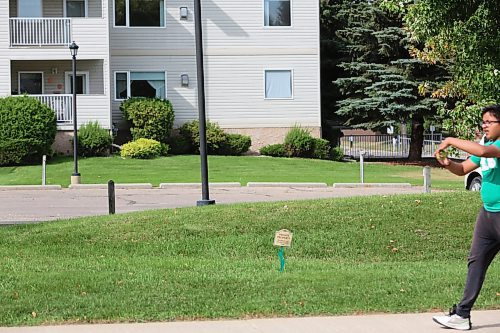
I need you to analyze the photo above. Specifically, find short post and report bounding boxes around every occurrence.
[423,166,431,193]
[42,155,46,186]
[108,180,115,215]
[360,150,365,184]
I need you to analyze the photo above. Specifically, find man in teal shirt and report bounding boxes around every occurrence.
[432,105,500,330]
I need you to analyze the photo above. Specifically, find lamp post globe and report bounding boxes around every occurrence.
[69,41,81,185]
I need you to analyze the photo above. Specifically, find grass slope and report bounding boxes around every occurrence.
[1,192,498,326]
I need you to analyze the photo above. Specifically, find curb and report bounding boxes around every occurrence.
[0,183,416,190]
[247,182,328,188]
[69,183,153,189]
[0,185,61,191]
[333,183,412,188]
[159,182,241,189]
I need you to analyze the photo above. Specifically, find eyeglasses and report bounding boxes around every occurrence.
[481,120,500,126]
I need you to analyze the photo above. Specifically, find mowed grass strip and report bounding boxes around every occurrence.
[1,192,498,326]
[0,155,464,189]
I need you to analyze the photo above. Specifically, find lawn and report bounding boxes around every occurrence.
[0,155,464,189]
[1,191,498,326]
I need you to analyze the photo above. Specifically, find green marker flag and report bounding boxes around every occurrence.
[278,246,285,272]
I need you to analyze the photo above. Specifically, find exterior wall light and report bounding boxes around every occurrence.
[181,74,189,87]
[180,7,188,20]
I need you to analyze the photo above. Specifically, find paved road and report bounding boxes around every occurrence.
[1,310,499,333]
[0,186,425,223]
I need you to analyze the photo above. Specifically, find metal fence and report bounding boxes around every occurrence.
[340,134,467,159]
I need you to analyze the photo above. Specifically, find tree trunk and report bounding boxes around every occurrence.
[407,116,424,161]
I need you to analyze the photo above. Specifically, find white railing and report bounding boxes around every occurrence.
[9,18,71,46]
[340,134,467,159]
[31,95,73,124]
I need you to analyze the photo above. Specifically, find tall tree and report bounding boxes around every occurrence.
[381,0,500,139]
[332,1,446,160]
[320,0,351,145]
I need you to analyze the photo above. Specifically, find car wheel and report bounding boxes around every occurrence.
[469,176,482,191]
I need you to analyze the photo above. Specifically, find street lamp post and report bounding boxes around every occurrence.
[194,0,215,206]
[69,41,81,185]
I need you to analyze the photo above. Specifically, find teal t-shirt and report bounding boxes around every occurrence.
[469,140,500,212]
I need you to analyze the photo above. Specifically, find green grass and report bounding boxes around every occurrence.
[1,191,498,326]
[0,155,464,189]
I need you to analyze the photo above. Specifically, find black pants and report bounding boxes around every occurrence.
[457,207,500,318]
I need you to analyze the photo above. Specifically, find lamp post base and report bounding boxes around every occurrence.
[197,199,215,206]
[71,174,81,185]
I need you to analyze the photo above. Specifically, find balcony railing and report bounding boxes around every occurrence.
[28,95,73,124]
[9,18,71,46]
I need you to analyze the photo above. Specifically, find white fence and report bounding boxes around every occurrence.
[15,95,73,124]
[340,134,467,159]
[9,18,71,46]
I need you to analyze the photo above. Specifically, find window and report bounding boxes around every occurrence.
[65,0,86,17]
[115,0,165,27]
[264,0,291,26]
[65,72,89,94]
[18,72,43,94]
[18,0,42,17]
[115,71,166,100]
[265,70,292,99]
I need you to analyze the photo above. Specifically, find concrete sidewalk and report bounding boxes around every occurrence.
[1,311,499,333]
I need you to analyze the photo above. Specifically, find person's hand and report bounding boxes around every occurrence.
[434,149,450,166]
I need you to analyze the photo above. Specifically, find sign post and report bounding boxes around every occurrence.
[274,229,293,272]
[430,125,436,153]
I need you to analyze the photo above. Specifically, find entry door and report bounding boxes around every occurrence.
[18,0,43,17]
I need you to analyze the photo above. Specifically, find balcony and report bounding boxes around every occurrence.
[9,18,72,47]
[15,94,74,124]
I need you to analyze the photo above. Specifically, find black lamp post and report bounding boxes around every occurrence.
[69,41,81,185]
[194,0,215,206]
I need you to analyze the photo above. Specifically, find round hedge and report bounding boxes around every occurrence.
[0,96,57,165]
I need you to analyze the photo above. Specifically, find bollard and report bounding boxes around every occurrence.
[360,150,365,184]
[423,166,431,193]
[42,155,46,186]
[108,180,115,215]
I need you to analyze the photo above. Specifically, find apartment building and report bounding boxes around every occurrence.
[0,0,321,152]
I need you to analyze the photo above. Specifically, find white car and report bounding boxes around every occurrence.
[464,135,484,191]
[465,168,482,191]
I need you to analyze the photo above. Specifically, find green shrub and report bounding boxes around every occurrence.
[0,96,56,165]
[179,120,227,154]
[312,138,331,159]
[283,126,315,157]
[218,133,252,155]
[77,121,112,157]
[330,146,344,161]
[120,138,165,159]
[260,143,286,157]
[0,139,40,166]
[166,134,194,155]
[120,98,174,144]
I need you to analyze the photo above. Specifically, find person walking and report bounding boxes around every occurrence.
[432,105,500,331]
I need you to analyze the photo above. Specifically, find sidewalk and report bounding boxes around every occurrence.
[0,184,423,224]
[1,310,499,333]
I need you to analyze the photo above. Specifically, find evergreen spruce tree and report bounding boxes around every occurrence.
[331,0,446,161]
